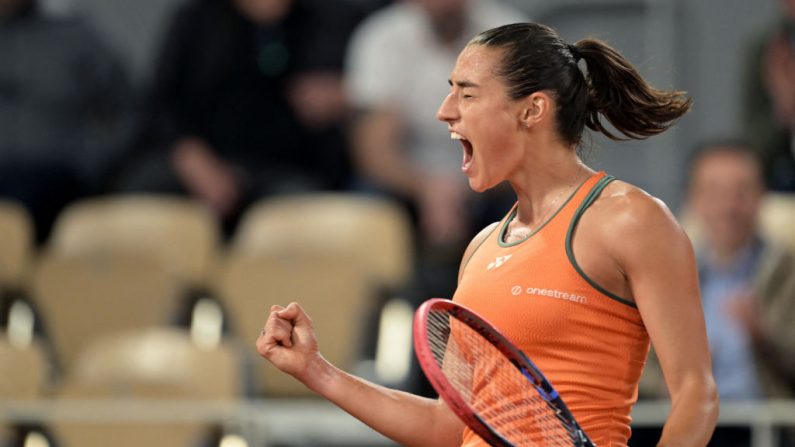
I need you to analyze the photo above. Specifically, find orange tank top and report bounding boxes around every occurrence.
[453,171,650,447]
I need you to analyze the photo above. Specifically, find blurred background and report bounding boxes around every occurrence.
[1,0,794,446]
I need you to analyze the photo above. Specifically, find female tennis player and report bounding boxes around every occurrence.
[257,23,719,446]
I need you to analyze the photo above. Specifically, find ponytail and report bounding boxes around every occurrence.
[470,23,691,145]
[574,38,692,140]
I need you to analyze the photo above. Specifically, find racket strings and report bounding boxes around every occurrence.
[426,310,577,446]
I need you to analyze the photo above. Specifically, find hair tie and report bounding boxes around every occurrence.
[567,44,582,63]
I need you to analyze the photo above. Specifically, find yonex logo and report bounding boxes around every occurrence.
[487,255,513,271]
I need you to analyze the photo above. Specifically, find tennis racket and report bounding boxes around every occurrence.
[413,298,595,447]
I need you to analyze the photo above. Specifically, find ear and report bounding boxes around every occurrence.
[519,91,552,128]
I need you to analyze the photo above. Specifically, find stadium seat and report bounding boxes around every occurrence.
[0,426,10,446]
[759,193,795,253]
[60,327,241,399]
[47,195,221,287]
[30,254,182,372]
[0,335,50,399]
[212,253,376,396]
[0,335,53,447]
[231,193,414,291]
[51,327,242,447]
[0,200,34,290]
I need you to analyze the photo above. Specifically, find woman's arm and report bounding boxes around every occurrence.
[254,223,503,446]
[256,302,463,447]
[605,190,719,446]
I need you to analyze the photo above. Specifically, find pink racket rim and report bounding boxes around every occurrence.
[413,298,514,447]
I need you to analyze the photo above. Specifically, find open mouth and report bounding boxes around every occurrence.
[451,132,474,170]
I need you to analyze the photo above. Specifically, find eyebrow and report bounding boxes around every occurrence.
[448,79,480,88]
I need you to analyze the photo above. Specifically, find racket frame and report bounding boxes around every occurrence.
[413,298,596,447]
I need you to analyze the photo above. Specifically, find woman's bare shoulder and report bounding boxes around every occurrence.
[586,179,689,255]
[591,180,678,228]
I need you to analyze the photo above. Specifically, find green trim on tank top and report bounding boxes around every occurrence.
[497,175,594,248]
[565,175,637,308]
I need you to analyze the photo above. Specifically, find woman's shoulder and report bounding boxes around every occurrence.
[594,179,673,219]
[587,179,686,246]
[581,178,695,281]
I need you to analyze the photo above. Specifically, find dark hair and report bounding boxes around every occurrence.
[469,23,692,145]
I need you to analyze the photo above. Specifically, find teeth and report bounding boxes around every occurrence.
[450,132,466,140]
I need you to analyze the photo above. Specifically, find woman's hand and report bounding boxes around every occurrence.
[256,302,325,387]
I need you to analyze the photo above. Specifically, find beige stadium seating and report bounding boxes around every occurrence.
[0,426,10,446]
[213,253,376,396]
[231,193,414,290]
[0,335,50,399]
[0,200,34,289]
[30,254,182,372]
[47,195,220,286]
[0,335,52,447]
[51,327,242,447]
[759,192,795,253]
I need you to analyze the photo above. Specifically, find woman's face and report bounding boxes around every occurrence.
[436,45,526,192]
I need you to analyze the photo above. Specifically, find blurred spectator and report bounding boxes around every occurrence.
[689,142,795,400]
[743,0,795,191]
[345,0,524,300]
[638,141,795,446]
[0,0,133,241]
[118,0,366,234]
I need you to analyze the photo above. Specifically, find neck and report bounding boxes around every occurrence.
[509,137,593,227]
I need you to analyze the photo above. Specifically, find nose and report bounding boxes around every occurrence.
[436,92,458,123]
